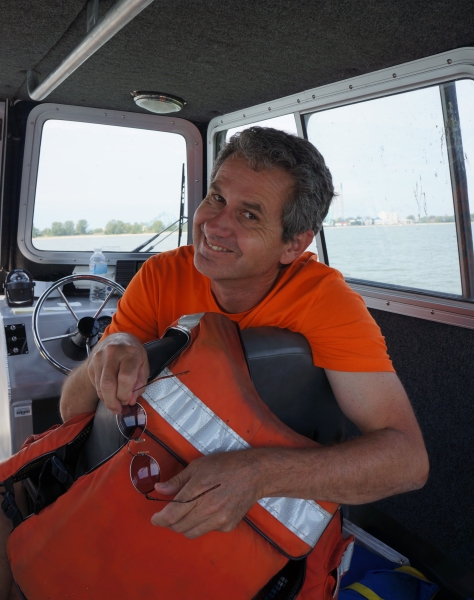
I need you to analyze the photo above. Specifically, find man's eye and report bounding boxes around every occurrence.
[243,211,257,220]
[212,194,225,204]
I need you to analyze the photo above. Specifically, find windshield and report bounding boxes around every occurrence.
[32,120,188,253]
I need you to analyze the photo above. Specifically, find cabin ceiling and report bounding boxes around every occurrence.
[1,0,474,124]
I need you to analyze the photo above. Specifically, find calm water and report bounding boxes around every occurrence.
[33,231,182,253]
[317,223,462,296]
[34,224,465,297]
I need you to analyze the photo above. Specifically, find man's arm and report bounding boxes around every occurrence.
[151,371,428,539]
[60,332,149,422]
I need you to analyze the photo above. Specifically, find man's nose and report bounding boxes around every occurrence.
[204,205,234,236]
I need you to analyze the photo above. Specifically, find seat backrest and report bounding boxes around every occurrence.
[240,327,350,445]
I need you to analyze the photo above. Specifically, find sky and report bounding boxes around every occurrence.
[33,80,474,230]
[34,122,187,230]
[306,79,474,221]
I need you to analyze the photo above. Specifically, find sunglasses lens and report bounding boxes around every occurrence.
[117,403,146,440]
[130,454,161,494]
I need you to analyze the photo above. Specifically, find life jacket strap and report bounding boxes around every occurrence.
[1,477,23,529]
[34,446,73,514]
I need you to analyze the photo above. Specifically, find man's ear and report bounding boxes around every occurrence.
[279,230,315,265]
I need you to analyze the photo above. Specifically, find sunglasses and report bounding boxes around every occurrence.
[117,374,220,503]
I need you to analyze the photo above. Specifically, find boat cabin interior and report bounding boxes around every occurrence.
[1,0,474,597]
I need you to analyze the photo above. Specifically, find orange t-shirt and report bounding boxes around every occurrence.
[105,245,393,372]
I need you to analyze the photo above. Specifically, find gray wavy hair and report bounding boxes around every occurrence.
[210,126,335,242]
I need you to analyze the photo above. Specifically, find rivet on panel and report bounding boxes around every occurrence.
[268,107,271,111]
[243,114,246,117]
[447,59,452,64]
[431,310,435,315]
[386,301,390,306]
[297,99,300,103]
[349,85,353,89]
[312,95,315,99]
[392,73,397,78]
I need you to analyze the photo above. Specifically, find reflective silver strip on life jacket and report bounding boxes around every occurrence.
[143,367,332,548]
[177,313,205,332]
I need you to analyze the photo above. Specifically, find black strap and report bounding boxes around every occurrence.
[34,446,73,514]
[1,477,23,528]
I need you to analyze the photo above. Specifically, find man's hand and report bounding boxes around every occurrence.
[151,450,267,539]
[87,333,149,414]
[60,332,149,421]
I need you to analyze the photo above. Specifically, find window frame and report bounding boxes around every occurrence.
[206,47,474,330]
[19,103,203,265]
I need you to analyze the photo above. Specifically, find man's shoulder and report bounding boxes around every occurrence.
[144,245,196,271]
[285,251,345,288]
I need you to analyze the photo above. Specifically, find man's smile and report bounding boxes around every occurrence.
[204,236,233,253]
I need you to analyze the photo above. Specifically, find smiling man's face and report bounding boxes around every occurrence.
[193,155,304,297]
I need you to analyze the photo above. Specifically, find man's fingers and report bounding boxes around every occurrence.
[151,497,196,527]
[131,363,150,404]
[86,338,149,412]
[154,473,186,495]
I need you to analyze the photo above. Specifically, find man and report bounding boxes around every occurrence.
[1,127,428,598]
[61,125,428,534]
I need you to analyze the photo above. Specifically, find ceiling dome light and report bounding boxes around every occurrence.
[131,91,186,114]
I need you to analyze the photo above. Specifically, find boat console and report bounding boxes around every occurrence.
[0,291,119,460]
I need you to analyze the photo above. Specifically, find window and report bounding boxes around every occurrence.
[306,80,474,297]
[19,105,202,264]
[33,121,187,253]
[226,114,298,140]
[207,49,474,326]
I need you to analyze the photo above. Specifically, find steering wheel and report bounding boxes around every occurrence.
[32,274,125,375]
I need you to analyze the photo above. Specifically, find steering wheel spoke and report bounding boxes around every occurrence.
[57,287,80,322]
[41,331,78,343]
[93,287,116,320]
[32,274,124,375]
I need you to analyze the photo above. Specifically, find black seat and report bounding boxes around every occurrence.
[241,327,350,444]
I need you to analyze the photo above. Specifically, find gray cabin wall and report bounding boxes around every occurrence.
[367,308,474,571]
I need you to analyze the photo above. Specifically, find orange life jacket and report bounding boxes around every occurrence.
[1,312,353,599]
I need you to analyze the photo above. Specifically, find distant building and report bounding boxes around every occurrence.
[376,211,399,225]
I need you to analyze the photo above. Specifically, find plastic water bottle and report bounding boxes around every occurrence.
[89,248,107,302]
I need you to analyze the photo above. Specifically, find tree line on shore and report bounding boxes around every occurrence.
[32,219,173,237]
[327,214,474,226]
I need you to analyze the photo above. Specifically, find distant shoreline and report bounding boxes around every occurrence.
[324,222,457,230]
[32,231,180,240]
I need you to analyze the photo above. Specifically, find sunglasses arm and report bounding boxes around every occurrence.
[144,484,221,503]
